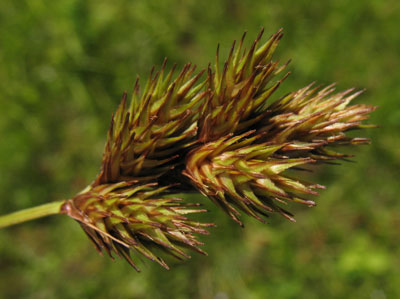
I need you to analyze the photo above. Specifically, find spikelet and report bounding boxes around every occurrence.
[95,60,209,185]
[184,131,323,226]
[200,28,289,141]
[260,83,377,160]
[61,181,213,271]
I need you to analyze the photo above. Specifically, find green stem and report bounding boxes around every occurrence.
[0,200,66,229]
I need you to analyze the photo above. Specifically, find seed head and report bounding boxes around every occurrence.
[66,28,376,269]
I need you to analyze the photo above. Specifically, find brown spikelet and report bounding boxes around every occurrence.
[184,132,322,225]
[260,83,377,160]
[95,60,209,185]
[61,181,213,271]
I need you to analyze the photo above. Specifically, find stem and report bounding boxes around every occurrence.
[0,200,66,229]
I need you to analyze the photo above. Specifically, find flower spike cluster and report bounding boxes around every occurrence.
[0,28,374,271]
[58,28,377,270]
[60,28,376,270]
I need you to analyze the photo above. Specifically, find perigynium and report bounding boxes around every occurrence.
[0,28,376,271]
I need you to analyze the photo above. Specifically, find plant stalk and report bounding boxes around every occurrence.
[0,201,65,229]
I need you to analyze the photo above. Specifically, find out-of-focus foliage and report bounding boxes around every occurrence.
[0,0,399,298]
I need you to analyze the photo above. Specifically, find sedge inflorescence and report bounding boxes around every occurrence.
[61,28,376,271]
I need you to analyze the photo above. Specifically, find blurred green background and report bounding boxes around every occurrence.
[0,0,399,298]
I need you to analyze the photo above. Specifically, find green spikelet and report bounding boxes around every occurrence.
[95,60,209,185]
[61,181,213,271]
[184,132,322,225]
[200,28,289,141]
